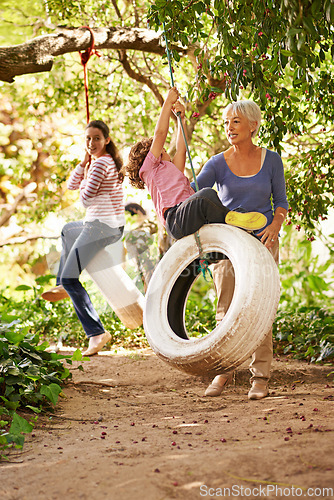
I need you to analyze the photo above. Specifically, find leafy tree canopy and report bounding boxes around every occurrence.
[148,0,334,238]
[0,0,333,248]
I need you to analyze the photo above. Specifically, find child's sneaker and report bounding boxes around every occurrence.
[225,211,267,231]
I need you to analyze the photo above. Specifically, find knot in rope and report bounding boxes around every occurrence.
[198,258,213,281]
[79,27,101,123]
[194,231,212,281]
[79,26,101,67]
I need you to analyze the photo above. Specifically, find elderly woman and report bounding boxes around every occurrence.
[193,100,289,400]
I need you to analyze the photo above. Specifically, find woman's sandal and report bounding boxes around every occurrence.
[204,372,233,397]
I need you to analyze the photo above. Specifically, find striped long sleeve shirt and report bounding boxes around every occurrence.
[67,155,125,228]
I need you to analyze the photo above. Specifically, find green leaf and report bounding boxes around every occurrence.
[0,314,20,324]
[307,275,329,293]
[25,405,42,413]
[9,412,34,435]
[280,49,293,57]
[288,27,303,35]
[35,275,55,285]
[40,383,62,405]
[35,341,50,351]
[172,49,181,62]
[25,365,41,380]
[6,432,25,447]
[15,285,32,291]
[302,17,318,37]
[7,366,21,376]
[4,331,26,344]
[0,396,19,410]
[71,349,84,361]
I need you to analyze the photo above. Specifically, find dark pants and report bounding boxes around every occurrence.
[164,188,230,240]
[57,220,123,337]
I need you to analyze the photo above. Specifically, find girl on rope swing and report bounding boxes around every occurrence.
[124,87,267,241]
[42,120,125,356]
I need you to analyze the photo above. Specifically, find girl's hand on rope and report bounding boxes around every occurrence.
[166,86,180,106]
[173,100,185,119]
[82,151,91,179]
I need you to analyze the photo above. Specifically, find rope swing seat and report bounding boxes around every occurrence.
[85,239,145,330]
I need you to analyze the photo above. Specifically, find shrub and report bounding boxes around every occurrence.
[0,315,77,459]
[273,307,334,363]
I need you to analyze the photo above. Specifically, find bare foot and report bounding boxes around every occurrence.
[82,332,112,356]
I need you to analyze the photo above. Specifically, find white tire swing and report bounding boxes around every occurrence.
[143,224,280,376]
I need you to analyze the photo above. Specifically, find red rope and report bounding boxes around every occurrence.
[79,27,101,123]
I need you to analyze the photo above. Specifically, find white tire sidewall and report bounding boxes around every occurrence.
[144,224,280,375]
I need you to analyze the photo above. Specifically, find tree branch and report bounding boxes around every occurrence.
[0,26,187,83]
[111,0,123,22]
[118,49,164,107]
[0,234,59,247]
[0,183,36,227]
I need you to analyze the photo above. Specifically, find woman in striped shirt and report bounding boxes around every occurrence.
[42,120,125,356]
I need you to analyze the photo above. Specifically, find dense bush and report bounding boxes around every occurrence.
[273,307,334,362]
[0,316,77,459]
[272,225,334,363]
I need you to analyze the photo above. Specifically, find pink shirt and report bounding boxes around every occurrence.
[140,151,195,225]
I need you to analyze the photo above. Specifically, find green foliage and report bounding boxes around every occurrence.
[271,224,334,361]
[1,274,148,350]
[278,225,333,309]
[1,0,333,241]
[149,0,333,109]
[1,276,86,346]
[148,0,334,237]
[0,0,45,45]
[185,274,217,337]
[273,307,334,362]
[285,141,334,239]
[0,315,76,459]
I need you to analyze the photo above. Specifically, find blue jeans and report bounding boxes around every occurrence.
[57,220,124,338]
[164,188,230,240]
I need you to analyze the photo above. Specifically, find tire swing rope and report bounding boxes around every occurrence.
[162,23,212,281]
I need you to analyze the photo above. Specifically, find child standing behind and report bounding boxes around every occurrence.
[124,87,267,240]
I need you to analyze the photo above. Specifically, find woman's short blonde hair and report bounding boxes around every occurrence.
[223,100,262,138]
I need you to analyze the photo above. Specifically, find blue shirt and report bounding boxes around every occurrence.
[191,149,289,231]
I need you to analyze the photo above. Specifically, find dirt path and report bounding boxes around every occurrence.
[1,349,334,500]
